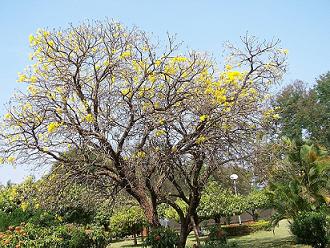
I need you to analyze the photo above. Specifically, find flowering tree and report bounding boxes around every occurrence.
[0,20,287,247]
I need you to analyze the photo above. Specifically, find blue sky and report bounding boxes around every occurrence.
[0,0,330,184]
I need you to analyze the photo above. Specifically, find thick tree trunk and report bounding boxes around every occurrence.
[139,194,160,227]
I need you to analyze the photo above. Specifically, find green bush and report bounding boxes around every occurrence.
[207,224,227,243]
[290,211,328,248]
[144,227,179,248]
[28,210,60,227]
[0,209,32,231]
[221,220,270,236]
[203,225,238,248]
[0,223,111,248]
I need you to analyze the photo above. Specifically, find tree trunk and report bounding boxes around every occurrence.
[226,215,231,225]
[139,194,160,227]
[177,221,191,248]
[133,232,137,246]
[214,215,221,224]
[252,209,258,222]
[190,215,201,247]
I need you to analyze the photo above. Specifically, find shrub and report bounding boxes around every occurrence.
[0,208,32,231]
[203,225,239,248]
[144,227,179,248]
[207,224,227,243]
[221,220,270,236]
[290,211,328,248]
[0,223,111,248]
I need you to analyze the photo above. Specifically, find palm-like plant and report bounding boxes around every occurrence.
[268,139,330,225]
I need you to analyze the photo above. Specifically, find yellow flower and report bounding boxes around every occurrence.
[155,130,166,137]
[22,102,32,111]
[85,113,95,123]
[136,151,146,158]
[29,34,35,45]
[120,50,131,59]
[27,85,39,95]
[30,75,37,83]
[272,114,281,120]
[4,113,12,120]
[7,156,16,164]
[195,135,207,144]
[48,40,55,47]
[17,73,27,83]
[225,64,233,70]
[172,56,187,63]
[121,88,130,95]
[148,74,156,83]
[199,114,209,122]
[21,202,29,212]
[281,49,289,55]
[47,122,61,133]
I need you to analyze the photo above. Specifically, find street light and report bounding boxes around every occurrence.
[230,173,242,225]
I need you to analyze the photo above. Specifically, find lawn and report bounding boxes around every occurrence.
[108,220,311,248]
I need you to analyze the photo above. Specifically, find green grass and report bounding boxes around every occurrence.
[108,220,311,248]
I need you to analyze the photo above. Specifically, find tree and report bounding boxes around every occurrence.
[198,181,245,224]
[244,189,270,221]
[274,73,330,149]
[110,205,146,246]
[0,20,287,247]
[310,72,330,148]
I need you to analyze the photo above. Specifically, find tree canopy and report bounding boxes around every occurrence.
[0,20,287,247]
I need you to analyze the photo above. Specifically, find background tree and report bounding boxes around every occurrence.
[110,205,146,246]
[198,181,245,225]
[244,189,270,221]
[0,20,287,247]
[274,73,330,149]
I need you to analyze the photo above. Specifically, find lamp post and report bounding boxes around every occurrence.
[230,173,242,225]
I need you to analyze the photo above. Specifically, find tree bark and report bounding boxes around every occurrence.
[133,232,137,246]
[214,215,221,224]
[139,193,160,227]
[177,219,191,248]
[190,215,201,247]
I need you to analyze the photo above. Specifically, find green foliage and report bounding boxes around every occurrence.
[0,223,111,248]
[290,211,329,248]
[144,227,179,248]
[110,205,146,238]
[222,220,270,236]
[158,199,188,222]
[244,189,271,221]
[275,73,330,149]
[198,181,245,221]
[268,140,330,225]
[203,225,240,248]
[0,208,32,231]
[28,210,61,227]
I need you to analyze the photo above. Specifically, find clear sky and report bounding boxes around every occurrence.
[0,0,330,184]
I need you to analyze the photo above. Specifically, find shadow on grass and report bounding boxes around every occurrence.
[109,238,145,247]
[232,235,295,248]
